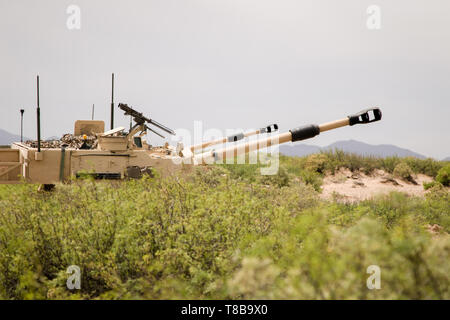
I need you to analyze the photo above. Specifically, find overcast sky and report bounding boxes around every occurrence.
[1,0,449,158]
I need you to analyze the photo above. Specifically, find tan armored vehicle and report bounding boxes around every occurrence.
[0,76,382,188]
[0,105,382,187]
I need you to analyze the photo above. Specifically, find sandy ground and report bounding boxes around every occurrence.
[320,168,434,202]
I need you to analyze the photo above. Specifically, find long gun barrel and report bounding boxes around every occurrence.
[189,123,278,153]
[190,108,382,164]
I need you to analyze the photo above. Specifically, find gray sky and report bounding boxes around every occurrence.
[1,0,449,158]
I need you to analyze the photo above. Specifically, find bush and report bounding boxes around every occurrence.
[381,157,401,174]
[258,166,291,188]
[403,157,443,177]
[393,163,414,182]
[234,203,450,299]
[304,154,328,173]
[436,164,450,186]
[298,170,323,192]
[295,151,444,177]
[0,154,448,300]
[423,181,440,190]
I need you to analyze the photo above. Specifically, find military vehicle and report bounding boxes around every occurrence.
[0,75,382,188]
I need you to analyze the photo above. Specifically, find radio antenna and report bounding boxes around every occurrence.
[110,73,114,129]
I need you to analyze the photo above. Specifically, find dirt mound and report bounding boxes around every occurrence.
[320,168,433,202]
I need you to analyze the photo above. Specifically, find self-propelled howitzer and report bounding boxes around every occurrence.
[0,106,381,187]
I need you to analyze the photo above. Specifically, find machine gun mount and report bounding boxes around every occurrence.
[118,103,176,139]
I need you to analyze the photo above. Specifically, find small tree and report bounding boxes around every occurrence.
[436,164,450,186]
[305,154,328,173]
[393,162,415,184]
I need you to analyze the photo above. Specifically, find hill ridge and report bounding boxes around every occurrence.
[280,139,428,159]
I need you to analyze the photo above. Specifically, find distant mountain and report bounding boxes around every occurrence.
[279,144,321,157]
[0,128,30,145]
[280,139,428,159]
[443,157,450,162]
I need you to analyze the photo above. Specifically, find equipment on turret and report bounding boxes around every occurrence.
[111,73,114,130]
[20,109,24,142]
[36,76,41,153]
[118,103,175,139]
[79,135,91,150]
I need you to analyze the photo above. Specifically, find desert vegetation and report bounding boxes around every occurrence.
[0,151,448,299]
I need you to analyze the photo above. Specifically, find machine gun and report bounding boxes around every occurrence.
[118,103,175,138]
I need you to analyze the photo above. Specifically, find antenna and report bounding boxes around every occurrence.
[111,73,114,129]
[36,75,41,152]
[20,109,24,142]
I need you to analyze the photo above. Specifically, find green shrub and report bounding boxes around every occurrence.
[403,157,443,177]
[0,154,448,300]
[294,151,443,177]
[258,166,291,188]
[304,154,328,173]
[234,205,450,299]
[436,164,450,186]
[393,163,414,182]
[298,170,323,192]
[423,181,440,190]
[381,157,401,174]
